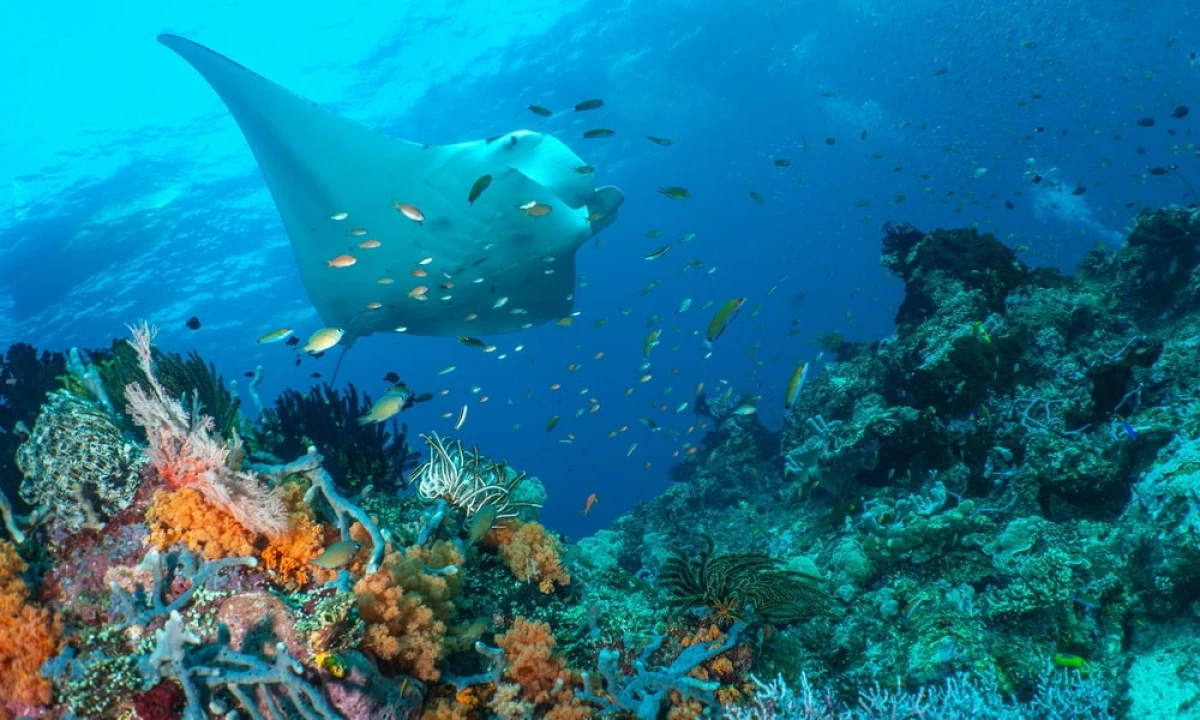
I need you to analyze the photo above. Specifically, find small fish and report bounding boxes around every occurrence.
[408,285,429,300]
[705,297,746,348]
[580,493,599,515]
[574,165,595,174]
[468,175,493,204]
[458,336,488,350]
[583,128,615,139]
[439,365,457,375]
[454,404,468,431]
[303,327,344,354]
[527,104,553,117]
[574,98,604,111]
[358,239,382,249]
[518,200,553,217]
[748,190,765,204]
[784,361,809,411]
[1115,414,1138,440]
[348,227,368,236]
[311,540,362,569]
[734,404,758,416]
[285,336,300,347]
[493,297,509,309]
[393,201,425,224]
[644,329,662,359]
[358,395,407,425]
[546,415,560,433]
[185,316,201,330]
[773,158,791,167]
[467,504,499,544]
[647,135,674,146]
[256,327,293,344]
[644,244,671,260]
[329,211,349,221]
[677,297,692,314]
[327,254,357,268]
[315,652,348,679]
[626,443,637,457]
[658,186,691,200]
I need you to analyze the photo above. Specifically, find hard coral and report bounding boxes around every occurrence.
[355,540,463,681]
[0,539,59,710]
[484,520,571,593]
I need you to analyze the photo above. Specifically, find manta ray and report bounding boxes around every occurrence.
[158,34,624,350]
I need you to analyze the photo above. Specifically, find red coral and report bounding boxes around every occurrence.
[133,679,186,720]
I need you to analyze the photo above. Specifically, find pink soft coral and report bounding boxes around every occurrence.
[124,322,285,537]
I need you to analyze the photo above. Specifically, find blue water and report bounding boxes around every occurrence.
[0,0,1194,536]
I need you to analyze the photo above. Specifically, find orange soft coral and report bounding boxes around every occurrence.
[354,540,463,682]
[147,484,332,588]
[495,617,568,705]
[0,540,59,709]
[493,618,593,718]
[147,486,256,559]
[484,520,570,593]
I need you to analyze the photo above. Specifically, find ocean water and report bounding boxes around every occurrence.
[0,0,1194,539]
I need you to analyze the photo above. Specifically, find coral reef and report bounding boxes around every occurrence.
[13,204,1200,718]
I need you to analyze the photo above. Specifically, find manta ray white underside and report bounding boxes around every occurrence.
[158,34,624,344]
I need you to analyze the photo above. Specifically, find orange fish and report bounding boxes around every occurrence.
[327,254,357,268]
[581,493,599,515]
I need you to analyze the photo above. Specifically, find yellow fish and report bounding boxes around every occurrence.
[311,540,362,569]
[302,327,344,354]
[784,361,809,411]
[644,329,662,359]
[357,395,406,425]
[256,327,293,344]
[705,298,746,348]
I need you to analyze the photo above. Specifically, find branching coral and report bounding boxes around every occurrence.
[484,520,571,593]
[124,322,286,537]
[354,540,463,682]
[0,539,60,711]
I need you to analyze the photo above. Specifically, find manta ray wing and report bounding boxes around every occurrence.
[157,34,623,341]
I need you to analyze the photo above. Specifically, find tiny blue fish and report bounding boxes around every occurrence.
[1116,414,1137,440]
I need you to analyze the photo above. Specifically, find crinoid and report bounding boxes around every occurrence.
[658,534,832,626]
